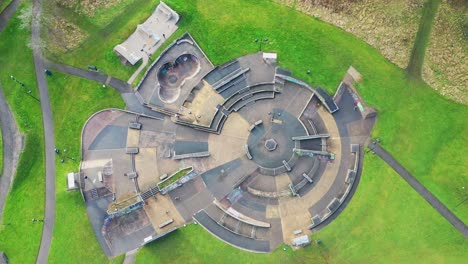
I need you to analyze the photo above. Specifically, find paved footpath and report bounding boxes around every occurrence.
[43,60,166,119]
[0,85,23,221]
[44,60,133,93]
[369,142,468,239]
[123,249,138,264]
[0,0,22,32]
[32,0,56,263]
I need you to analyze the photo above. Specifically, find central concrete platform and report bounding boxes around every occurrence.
[247,109,306,169]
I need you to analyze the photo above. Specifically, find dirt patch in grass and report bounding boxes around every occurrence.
[53,0,124,17]
[46,18,87,53]
[277,0,424,68]
[423,1,467,104]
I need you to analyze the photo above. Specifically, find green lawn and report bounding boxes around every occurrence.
[406,0,441,78]
[45,72,125,264]
[43,0,160,80]
[311,156,467,263]
[45,0,467,262]
[0,2,45,264]
[0,0,466,263]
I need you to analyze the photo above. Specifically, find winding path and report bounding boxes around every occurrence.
[44,60,133,93]
[369,142,468,238]
[32,0,56,263]
[0,0,22,32]
[0,85,23,222]
[43,59,165,119]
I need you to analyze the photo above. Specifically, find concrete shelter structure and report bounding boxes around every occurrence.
[114,2,179,65]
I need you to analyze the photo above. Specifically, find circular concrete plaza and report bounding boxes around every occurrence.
[80,33,375,257]
[247,109,307,169]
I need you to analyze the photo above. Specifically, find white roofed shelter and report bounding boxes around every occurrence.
[114,2,179,67]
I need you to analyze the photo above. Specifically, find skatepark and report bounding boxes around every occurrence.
[78,33,376,256]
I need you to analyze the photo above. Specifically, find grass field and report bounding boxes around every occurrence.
[43,0,467,262]
[0,2,45,263]
[407,0,441,78]
[0,0,466,263]
[45,72,125,264]
[43,0,159,80]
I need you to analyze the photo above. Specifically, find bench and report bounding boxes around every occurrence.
[293,230,303,235]
[159,174,168,181]
[302,173,313,183]
[126,147,139,154]
[244,144,253,160]
[129,122,142,130]
[248,120,263,132]
[158,219,174,228]
[126,172,138,179]
[282,160,291,172]
[351,144,360,171]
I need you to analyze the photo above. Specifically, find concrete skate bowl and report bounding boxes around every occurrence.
[157,54,201,104]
